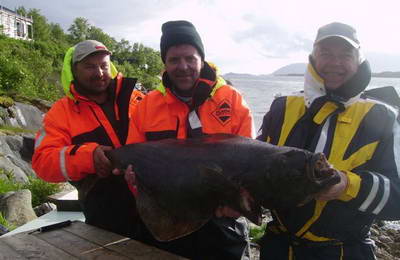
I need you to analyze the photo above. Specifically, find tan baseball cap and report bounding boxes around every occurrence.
[72,40,111,63]
[314,22,360,49]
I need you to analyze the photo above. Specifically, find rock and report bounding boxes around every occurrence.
[0,135,35,182]
[28,98,52,113]
[371,222,400,260]
[34,202,57,217]
[5,102,44,131]
[0,156,29,183]
[379,234,394,244]
[0,189,37,227]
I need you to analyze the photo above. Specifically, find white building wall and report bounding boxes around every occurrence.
[0,5,33,40]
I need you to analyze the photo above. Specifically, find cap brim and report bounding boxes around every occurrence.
[74,49,112,63]
[315,35,359,49]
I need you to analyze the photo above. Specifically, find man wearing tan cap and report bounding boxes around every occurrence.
[257,22,400,259]
[32,40,142,237]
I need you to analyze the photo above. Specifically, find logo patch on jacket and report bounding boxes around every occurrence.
[212,99,232,126]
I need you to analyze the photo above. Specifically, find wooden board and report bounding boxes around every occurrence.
[0,220,188,260]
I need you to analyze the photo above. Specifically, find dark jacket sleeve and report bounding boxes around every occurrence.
[346,106,400,220]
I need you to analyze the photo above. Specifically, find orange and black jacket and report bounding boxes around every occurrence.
[257,63,400,246]
[127,62,254,143]
[32,73,137,184]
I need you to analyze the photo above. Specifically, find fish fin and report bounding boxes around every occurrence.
[136,187,209,242]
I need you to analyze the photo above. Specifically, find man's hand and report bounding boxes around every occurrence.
[93,145,113,178]
[215,206,241,218]
[316,170,348,201]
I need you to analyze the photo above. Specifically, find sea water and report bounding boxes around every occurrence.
[228,76,400,131]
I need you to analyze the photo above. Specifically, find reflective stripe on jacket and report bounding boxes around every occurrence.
[257,94,400,243]
[32,74,137,182]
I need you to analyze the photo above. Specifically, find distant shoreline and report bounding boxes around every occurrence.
[273,73,400,78]
[224,72,400,79]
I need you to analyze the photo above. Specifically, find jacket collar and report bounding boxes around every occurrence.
[304,56,371,107]
[159,61,226,109]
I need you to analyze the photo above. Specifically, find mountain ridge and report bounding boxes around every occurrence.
[223,63,400,79]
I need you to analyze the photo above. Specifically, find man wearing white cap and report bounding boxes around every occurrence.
[257,22,400,259]
[32,40,142,237]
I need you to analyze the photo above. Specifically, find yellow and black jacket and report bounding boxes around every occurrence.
[257,61,400,258]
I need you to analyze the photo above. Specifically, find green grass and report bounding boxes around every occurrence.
[0,168,21,192]
[22,176,61,207]
[0,96,14,107]
[0,212,16,231]
[0,168,61,208]
[0,125,36,135]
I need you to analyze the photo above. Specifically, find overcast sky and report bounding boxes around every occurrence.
[1,0,400,74]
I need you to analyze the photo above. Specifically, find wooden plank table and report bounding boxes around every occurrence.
[0,221,188,260]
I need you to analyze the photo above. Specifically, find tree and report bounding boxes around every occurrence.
[27,9,51,41]
[15,6,27,16]
[50,23,68,43]
[87,26,117,50]
[114,42,163,90]
[68,17,90,43]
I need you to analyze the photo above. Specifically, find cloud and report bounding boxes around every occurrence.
[1,0,400,75]
[232,16,313,59]
[1,0,176,32]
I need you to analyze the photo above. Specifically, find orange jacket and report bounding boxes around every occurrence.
[127,62,254,144]
[32,73,138,182]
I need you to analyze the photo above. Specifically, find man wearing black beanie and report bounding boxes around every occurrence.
[160,20,205,63]
[126,20,254,259]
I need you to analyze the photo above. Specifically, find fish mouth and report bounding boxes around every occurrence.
[307,153,341,187]
[293,153,341,206]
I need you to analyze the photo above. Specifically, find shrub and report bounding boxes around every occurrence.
[22,176,61,207]
[0,168,61,208]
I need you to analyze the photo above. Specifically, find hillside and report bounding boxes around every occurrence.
[0,7,163,105]
[272,63,307,75]
[372,71,400,78]
[223,72,271,79]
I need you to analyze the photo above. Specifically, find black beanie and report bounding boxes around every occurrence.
[160,20,205,63]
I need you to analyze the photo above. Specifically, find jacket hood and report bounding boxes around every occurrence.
[304,56,371,106]
[61,46,118,100]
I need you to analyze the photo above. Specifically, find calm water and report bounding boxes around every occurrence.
[228,76,400,131]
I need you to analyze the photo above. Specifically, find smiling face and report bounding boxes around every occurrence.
[164,44,204,95]
[73,52,111,103]
[313,37,359,90]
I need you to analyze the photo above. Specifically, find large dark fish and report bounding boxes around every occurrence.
[105,134,340,241]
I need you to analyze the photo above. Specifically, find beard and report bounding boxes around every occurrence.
[74,76,111,97]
